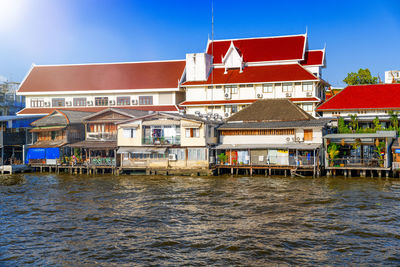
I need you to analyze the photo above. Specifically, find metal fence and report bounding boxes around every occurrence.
[142,136,180,145]
[90,157,116,166]
[328,157,384,168]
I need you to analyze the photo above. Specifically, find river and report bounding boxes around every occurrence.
[1,174,400,266]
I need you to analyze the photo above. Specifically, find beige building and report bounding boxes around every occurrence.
[117,112,221,173]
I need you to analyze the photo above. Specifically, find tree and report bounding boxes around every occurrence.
[388,110,399,131]
[343,68,378,85]
[373,116,382,131]
[349,114,359,133]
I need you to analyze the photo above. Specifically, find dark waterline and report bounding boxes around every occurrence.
[1,174,400,266]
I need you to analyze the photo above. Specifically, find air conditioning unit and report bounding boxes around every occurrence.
[257,93,263,98]
[44,102,50,107]
[306,92,312,97]
[109,100,115,106]
[224,93,231,99]
[286,92,292,97]
[131,99,138,105]
[87,101,93,106]
[66,101,72,106]
[168,154,177,161]
[224,112,230,117]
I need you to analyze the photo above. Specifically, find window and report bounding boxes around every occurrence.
[231,105,238,113]
[304,129,313,141]
[169,148,186,160]
[117,96,131,106]
[216,85,222,89]
[263,84,273,93]
[246,84,253,87]
[123,128,136,138]
[214,106,221,109]
[224,105,231,113]
[239,84,246,88]
[139,96,153,105]
[207,86,213,89]
[282,83,293,92]
[224,85,237,94]
[31,98,44,107]
[302,82,313,92]
[185,128,200,138]
[51,131,56,140]
[52,98,65,107]
[188,148,206,161]
[73,98,87,106]
[95,97,108,106]
[302,103,313,112]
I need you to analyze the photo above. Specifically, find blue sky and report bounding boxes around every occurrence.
[0,0,399,87]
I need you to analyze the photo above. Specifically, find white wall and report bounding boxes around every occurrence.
[185,53,212,82]
[25,91,180,108]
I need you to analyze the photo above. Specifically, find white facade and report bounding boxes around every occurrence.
[185,53,212,82]
[385,70,400,84]
[184,81,323,118]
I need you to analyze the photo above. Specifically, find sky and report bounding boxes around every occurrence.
[0,0,399,87]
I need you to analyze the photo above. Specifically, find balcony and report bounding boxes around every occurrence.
[89,157,116,166]
[142,136,180,145]
[86,132,117,141]
[328,157,385,168]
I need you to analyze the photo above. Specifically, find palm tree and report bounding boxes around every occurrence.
[327,143,340,167]
[388,110,399,131]
[350,114,358,133]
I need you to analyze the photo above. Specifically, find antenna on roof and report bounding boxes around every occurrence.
[305,26,308,36]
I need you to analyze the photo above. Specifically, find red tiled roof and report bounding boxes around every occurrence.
[182,64,318,86]
[317,84,400,111]
[18,60,186,93]
[300,50,324,66]
[180,97,320,106]
[17,105,179,115]
[207,35,306,64]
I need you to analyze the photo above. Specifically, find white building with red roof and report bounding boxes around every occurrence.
[317,83,400,126]
[16,60,186,116]
[180,33,327,118]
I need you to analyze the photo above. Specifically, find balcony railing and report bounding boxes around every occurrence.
[393,162,400,170]
[142,136,180,145]
[86,132,116,141]
[328,157,384,168]
[90,157,116,166]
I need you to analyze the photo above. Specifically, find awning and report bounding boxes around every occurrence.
[30,126,66,132]
[215,143,321,150]
[69,140,117,149]
[182,122,202,128]
[119,124,139,128]
[142,119,180,126]
[117,147,167,154]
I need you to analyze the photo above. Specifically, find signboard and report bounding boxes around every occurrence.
[395,149,400,154]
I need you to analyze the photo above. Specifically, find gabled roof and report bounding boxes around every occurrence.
[82,107,149,122]
[18,60,186,93]
[207,34,306,64]
[31,110,94,127]
[227,99,314,122]
[317,84,400,111]
[17,105,181,115]
[182,64,318,86]
[300,50,325,66]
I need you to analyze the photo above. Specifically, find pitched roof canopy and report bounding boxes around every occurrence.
[227,99,315,122]
[207,34,306,64]
[31,110,94,127]
[317,84,400,111]
[18,60,186,93]
[182,64,317,86]
[300,50,325,66]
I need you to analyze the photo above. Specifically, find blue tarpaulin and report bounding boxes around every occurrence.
[26,148,61,164]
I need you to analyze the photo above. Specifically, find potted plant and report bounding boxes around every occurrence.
[374,141,386,167]
[327,143,340,167]
[218,153,227,165]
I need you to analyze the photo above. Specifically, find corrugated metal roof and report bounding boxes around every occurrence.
[219,119,327,130]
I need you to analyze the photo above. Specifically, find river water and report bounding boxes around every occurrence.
[1,174,400,266]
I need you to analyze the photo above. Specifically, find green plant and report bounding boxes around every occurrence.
[374,141,386,166]
[349,114,359,133]
[343,68,378,85]
[218,153,227,164]
[373,117,382,131]
[327,143,340,166]
[352,139,361,150]
[338,117,351,133]
[388,110,399,131]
